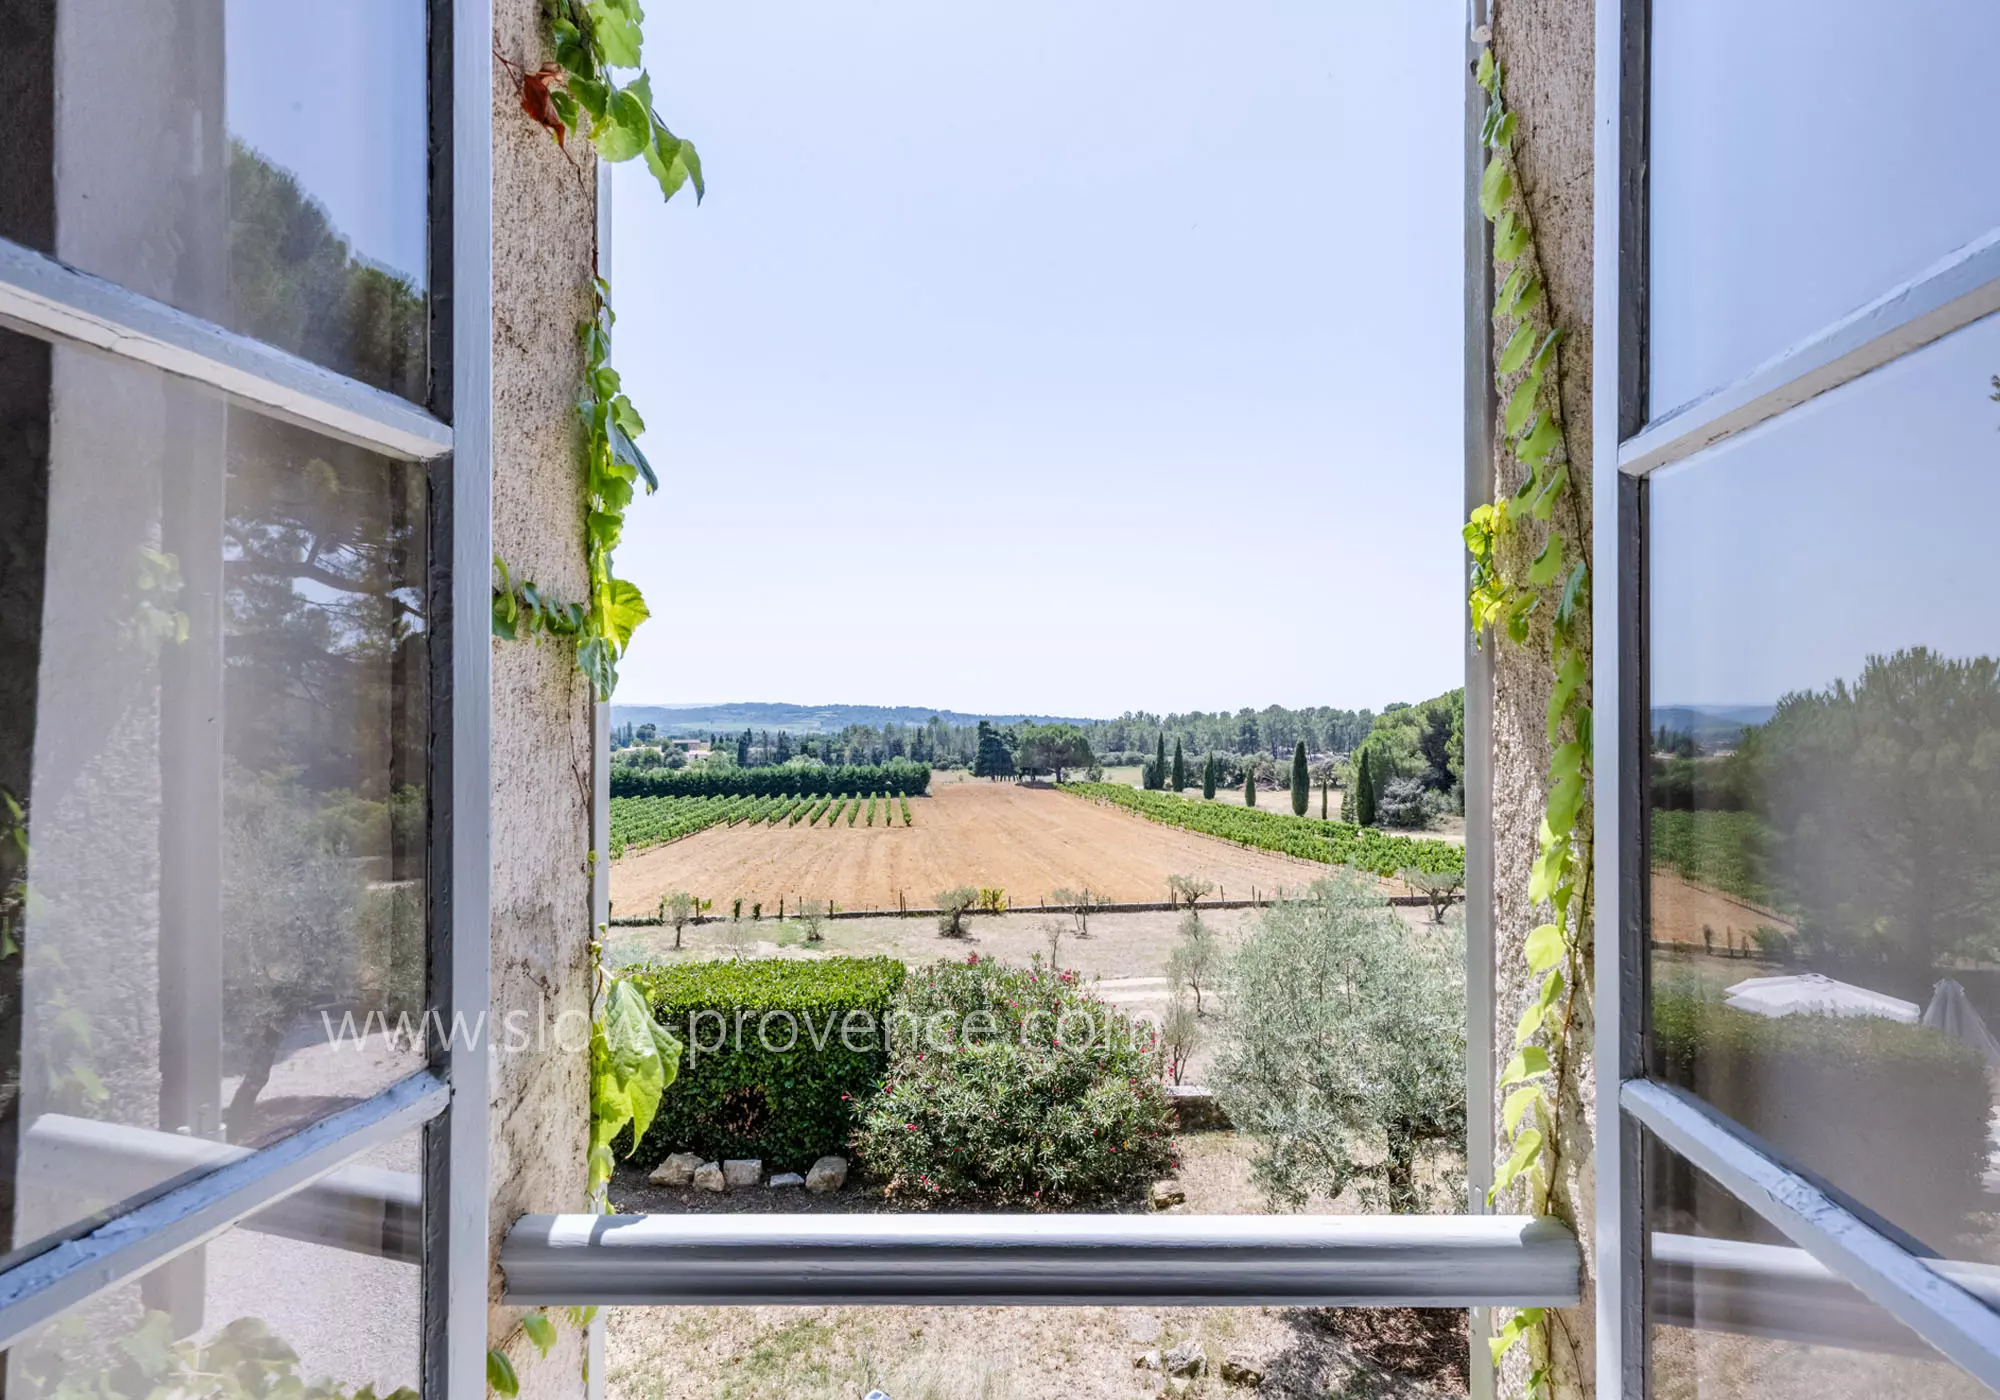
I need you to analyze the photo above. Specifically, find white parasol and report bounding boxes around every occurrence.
[1723,972,1919,1023]
[1921,978,2000,1067]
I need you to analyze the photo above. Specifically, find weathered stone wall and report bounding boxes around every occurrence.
[486,0,598,1393]
[1487,1,1596,1396]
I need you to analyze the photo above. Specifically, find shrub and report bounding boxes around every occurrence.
[625,956,906,1171]
[1214,877,1465,1213]
[976,887,1008,913]
[935,887,977,936]
[1650,983,1988,1247]
[1375,776,1437,829]
[850,955,1176,1206]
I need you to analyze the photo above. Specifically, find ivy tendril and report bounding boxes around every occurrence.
[1463,42,1594,1400]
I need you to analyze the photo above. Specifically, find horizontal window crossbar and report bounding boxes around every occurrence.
[1619,225,2000,476]
[22,1115,421,1267]
[0,1070,447,1352]
[500,1212,1580,1309]
[1653,1232,2000,1356]
[1624,1078,2000,1387]
[0,236,452,461]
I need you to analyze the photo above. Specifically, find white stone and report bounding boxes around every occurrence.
[722,1158,763,1189]
[648,1152,704,1186]
[1134,1350,1162,1371]
[768,1172,805,1189]
[1163,1340,1206,1378]
[693,1161,725,1193]
[805,1155,849,1193]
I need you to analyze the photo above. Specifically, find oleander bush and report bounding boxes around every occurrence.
[850,954,1176,1207]
[625,956,906,1171]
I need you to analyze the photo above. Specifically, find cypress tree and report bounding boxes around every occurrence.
[1171,738,1186,792]
[1244,766,1256,808]
[1291,740,1309,817]
[1355,749,1377,827]
[1202,752,1216,800]
[1156,733,1168,792]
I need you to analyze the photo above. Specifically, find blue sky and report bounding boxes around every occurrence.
[610,0,1467,718]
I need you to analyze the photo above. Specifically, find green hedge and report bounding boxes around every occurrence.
[610,760,931,800]
[625,957,906,1172]
[1650,985,1989,1248]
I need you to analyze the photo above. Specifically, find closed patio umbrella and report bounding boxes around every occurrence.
[1723,972,1919,1023]
[1921,978,2000,1068]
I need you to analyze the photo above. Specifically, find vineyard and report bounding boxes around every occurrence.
[1057,782,1465,877]
[610,791,914,858]
[610,760,931,800]
[1649,808,1772,908]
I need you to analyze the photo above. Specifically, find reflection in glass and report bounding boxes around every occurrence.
[1647,310,2000,1261]
[1649,0,2000,416]
[38,0,430,401]
[1646,1130,1991,1400]
[4,1129,422,1397]
[0,328,428,1265]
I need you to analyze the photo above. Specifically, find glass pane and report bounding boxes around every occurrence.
[4,1128,423,1397]
[11,0,432,402]
[1646,309,2000,1261]
[1648,0,2000,417]
[1646,1129,1991,1399]
[0,326,429,1265]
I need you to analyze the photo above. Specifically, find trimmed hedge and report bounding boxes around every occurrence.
[610,760,931,800]
[1650,985,1989,1248]
[625,956,906,1172]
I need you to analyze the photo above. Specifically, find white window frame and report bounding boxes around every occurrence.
[1589,0,2000,1391]
[0,1,493,1394]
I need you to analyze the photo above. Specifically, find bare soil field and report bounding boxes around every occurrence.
[610,780,1344,915]
[1648,871,1793,952]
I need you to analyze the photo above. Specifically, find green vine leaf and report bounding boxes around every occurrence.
[1524,922,1565,974]
[1479,153,1514,218]
[1498,322,1536,374]
[1528,533,1564,586]
[522,1313,557,1359]
[1494,211,1530,261]
[486,1348,519,1397]
[1501,1045,1552,1086]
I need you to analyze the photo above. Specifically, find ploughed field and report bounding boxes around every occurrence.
[609,778,1337,914]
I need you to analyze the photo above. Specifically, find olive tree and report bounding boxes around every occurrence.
[1050,885,1108,938]
[1212,876,1465,1213]
[1166,910,1220,1017]
[935,886,978,937]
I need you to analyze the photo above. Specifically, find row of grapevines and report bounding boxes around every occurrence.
[1056,783,1465,877]
[607,795,737,857]
[609,789,918,855]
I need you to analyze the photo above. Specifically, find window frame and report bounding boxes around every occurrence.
[0,0,492,1394]
[1590,0,2000,1392]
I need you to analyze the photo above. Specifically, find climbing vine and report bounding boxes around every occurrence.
[490,0,703,702]
[1462,40,1594,1400]
[485,3,698,1391]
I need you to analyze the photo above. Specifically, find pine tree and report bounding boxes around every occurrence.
[1355,749,1377,827]
[1203,752,1216,800]
[1244,766,1256,808]
[1171,738,1186,792]
[1291,740,1309,817]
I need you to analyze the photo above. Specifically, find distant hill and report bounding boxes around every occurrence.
[612,701,1102,735]
[1650,704,1776,745]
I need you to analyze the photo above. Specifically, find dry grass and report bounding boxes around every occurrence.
[605,1132,1466,1400]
